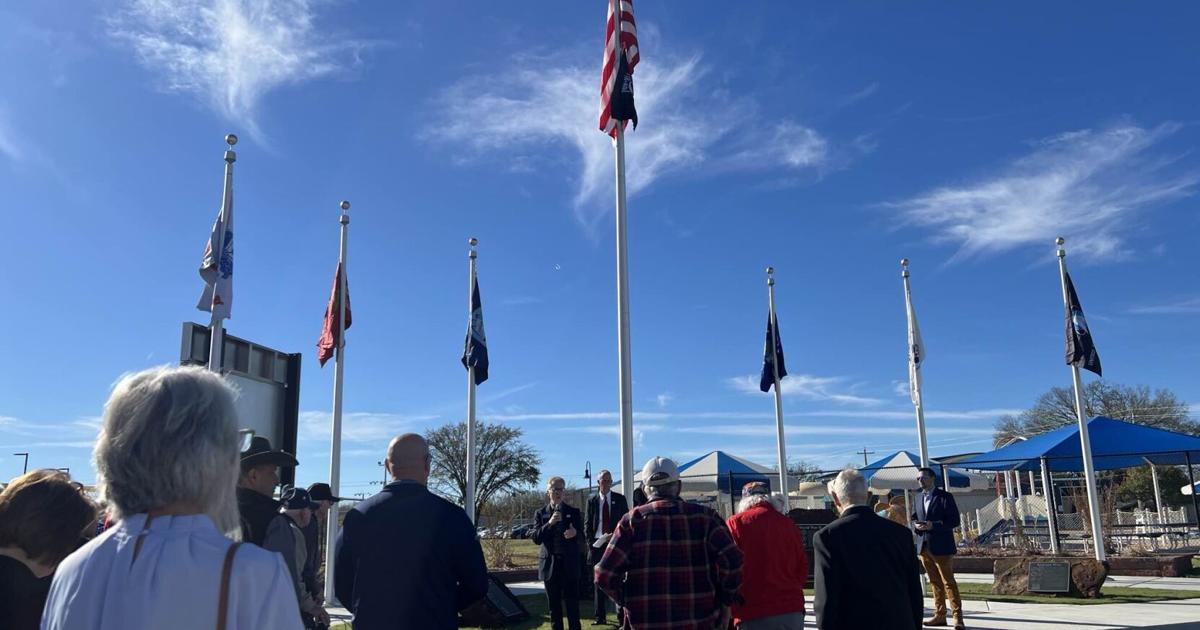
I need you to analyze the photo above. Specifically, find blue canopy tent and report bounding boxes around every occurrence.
[675,450,775,495]
[955,416,1200,472]
[859,450,991,492]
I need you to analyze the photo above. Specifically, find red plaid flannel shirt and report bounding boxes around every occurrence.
[594,497,744,629]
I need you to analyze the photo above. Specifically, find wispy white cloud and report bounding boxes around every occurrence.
[0,106,22,162]
[655,392,674,408]
[492,411,670,422]
[299,410,438,443]
[109,0,367,140]
[892,123,1198,261]
[1128,297,1200,315]
[677,424,994,438]
[727,374,882,405]
[426,48,833,231]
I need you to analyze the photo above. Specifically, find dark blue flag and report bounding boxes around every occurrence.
[759,310,787,392]
[1064,271,1101,376]
[462,276,488,384]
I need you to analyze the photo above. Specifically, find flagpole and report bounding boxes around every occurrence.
[466,237,479,524]
[1055,236,1106,563]
[207,134,237,372]
[324,200,350,605]
[614,123,636,500]
[901,258,929,467]
[766,267,790,510]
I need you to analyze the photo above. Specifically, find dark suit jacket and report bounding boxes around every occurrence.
[334,482,488,630]
[813,505,922,630]
[912,487,960,556]
[531,502,584,581]
[584,491,629,546]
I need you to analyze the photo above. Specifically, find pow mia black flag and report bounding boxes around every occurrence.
[1064,271,1102,376]
[611,48,638,129]
[759,310,787,392]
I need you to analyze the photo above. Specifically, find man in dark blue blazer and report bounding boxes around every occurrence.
[912,466,964,629]
[532,476,584,630]
[583,469,628,625]
[334,433,488,629]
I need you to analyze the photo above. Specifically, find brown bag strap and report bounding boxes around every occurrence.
[131,513,159,564]
[216,542,242,630]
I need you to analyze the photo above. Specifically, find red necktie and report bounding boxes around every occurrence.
[602,497,611,534]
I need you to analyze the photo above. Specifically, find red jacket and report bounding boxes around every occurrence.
[726,502,808,623]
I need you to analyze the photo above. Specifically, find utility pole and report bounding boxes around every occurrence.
[857,448,876,467]
[13,452,28,474]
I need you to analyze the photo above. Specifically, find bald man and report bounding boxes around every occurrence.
[334,433,488,629]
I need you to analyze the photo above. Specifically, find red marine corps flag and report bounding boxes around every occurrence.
[317,262,351,367]
[599,0,640,137]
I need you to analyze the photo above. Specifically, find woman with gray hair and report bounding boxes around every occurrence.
[42,366,302,630]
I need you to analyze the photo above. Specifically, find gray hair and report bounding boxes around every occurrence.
[827,469,869,507]
[94,366,242,537]
[737,493,782,514]
[645,480,681,500]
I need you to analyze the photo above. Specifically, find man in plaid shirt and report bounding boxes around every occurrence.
[594,457,744,629]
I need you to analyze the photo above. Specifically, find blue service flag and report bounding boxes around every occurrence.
[462,276,489,385]
[759,310,787,392]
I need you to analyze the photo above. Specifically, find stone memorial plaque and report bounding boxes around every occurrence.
[1028,560,1071,593]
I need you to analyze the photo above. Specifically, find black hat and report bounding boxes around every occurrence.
[307,482,347,502]
[240,436,299,468]
[280,487,318,511]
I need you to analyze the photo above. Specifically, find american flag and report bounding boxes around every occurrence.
[599,0,640,137]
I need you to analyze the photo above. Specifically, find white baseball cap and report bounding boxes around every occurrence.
[640,456,680,487]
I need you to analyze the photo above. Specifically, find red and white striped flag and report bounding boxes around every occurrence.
[598,0,640,137]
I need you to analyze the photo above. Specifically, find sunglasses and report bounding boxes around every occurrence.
[238,429,255,453]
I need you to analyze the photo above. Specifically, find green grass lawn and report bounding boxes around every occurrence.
[944,581,1200,605]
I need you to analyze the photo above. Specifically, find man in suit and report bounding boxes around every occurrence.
[531,476,585,630]
[334,433,488,629]
[913,466,964,629]
[813,469,922,630]
[583,469,628,625]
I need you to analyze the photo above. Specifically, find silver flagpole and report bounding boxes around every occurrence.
[614,123,636,500]
[466,237,479,524]
[207,134,237,372]
[900,259,929,467]
[1055,236,1106,562]
[324,200,350,604]
[1040,456,1060,555]
[766,267,790,510]
[1146,459,1163,523]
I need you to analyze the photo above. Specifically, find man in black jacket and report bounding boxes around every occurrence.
[583,469,628,625]
[335,433,488,630]
[913,466,964,629]
[236,436,298,546]
[813,469,922,630]
[532,476,584,630]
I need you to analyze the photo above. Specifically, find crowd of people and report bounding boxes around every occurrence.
[0,364,965,629]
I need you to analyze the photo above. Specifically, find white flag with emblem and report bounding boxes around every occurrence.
[906,298,924,408]
[197,174,233,320]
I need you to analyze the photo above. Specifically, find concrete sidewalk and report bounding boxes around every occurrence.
[327,576,1200,629]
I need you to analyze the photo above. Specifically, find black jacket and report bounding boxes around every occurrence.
[531,502,584,581]
[912,487,960,556]
[583,491,628,545]
[334,482,488,630]
[813,505,922,630]
[237,486,281,547]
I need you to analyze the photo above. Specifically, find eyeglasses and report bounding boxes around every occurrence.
[238,429,255,453]
[550,486,565,492]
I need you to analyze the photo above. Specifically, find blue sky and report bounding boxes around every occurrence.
[2,1,1199,499]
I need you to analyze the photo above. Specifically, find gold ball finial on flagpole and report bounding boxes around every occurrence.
[225,134,238,146]
[1055,236,1065,246]
[766,266,774,275]
[340,200,350,211]
[469,237,478,247]
[901,258,909,267]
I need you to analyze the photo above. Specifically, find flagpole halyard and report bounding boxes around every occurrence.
[466,237,478,524]
[901,258,929,468]
[1056,236,1106,563]
[766,267,790,510]
[324,200,350,604]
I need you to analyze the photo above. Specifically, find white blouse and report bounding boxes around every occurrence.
[42,513,302,630]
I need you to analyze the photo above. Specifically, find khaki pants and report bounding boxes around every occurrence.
[920,549,962,617]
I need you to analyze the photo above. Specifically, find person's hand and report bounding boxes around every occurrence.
[548,510,563,526]
[914,521,931,532]
[717,605,731,629]
[564,524,577,539]
[314,607,330,626]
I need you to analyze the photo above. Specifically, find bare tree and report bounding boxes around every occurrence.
[993,381,1195,444]
[427,420,542,522]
